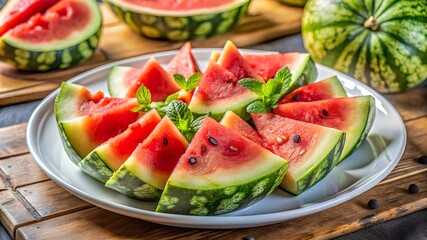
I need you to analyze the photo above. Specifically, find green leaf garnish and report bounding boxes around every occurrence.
[238,66,293,113]
[173,72,202,92]
[135,84,151,105]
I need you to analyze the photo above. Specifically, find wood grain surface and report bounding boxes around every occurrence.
[0,0,303,106]
[0,85,425,239]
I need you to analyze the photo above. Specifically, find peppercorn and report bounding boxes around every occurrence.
[408,184,419,194]
[367,199,378,209]
[242,236,255,240]
[418,155,427,164]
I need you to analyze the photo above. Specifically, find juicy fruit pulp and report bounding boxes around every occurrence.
[302,0,427,92]
[252,113,345,195]
[156,117,288,215]
[167,42,200,78]
[105,116,189,201]
[275,96,376,162]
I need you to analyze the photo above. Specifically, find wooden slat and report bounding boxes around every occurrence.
[406,117,427,154]
[0,191,35,236]
[384,86,427,121]
[14,172,427,240]
[0,154,49,190]
[16,181,92,219]
[0,123,27,159]
[0,179,6,191]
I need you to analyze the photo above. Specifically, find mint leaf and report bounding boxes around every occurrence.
[131,105,149,113]
[189,115,207,132]
[135,84,151,105]
[165,93,179,104]
[186,72,202,92]
[238,78,263,96]
[275,67,292,96]
[166,100,193,127]
[173,74,186,90]
[247,100,270,113]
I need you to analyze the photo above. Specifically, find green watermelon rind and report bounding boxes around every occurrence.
[288,54,318,94]
[277,0,307,7]
[57,122,83,164]
[320,76,347,98]
[0,1,102,71]
[78,150,114,183]
[156,162,288,215]
[108,66,135,97]
[104,0,251,41]
[105,164,163,201]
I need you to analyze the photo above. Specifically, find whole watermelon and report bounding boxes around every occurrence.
[278,0,307,7]
[302,0,427,92]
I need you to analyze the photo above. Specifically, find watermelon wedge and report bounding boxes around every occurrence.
[156,117,289,215]
[167,42,200,78]
[279,76,347,104]
[274,96,376,163]
[220,111,265,148]
[55,82,140,164]
[108,57,180,101]
[252,113,345,195]
[0,0,102,71]
[105,116,189,201]
[78,109,162,183]
[188,60,259,120]
[243,52,317,93]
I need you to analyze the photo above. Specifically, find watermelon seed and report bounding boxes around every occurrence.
[188,157,197,165]
[230,146,238,152]
[293,135,301,143]
[276,135,288,145]
[207,136,218,146]
[299,150,306,155]
[293,94,301,101]
[322,109,329,116]
[163,137,168,146]
[318,114,324,119]
[201,144,207,154]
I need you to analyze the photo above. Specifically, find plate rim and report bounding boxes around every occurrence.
[26,48,407,228]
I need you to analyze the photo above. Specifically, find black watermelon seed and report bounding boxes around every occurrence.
[418,155,427,164]
[163,137,168,146]
[188,157,197,165]
[318,114,324,119]
[408,184,419,194]
[242,236,255,240]
[293,135,301,143]
[367,199,378,209]
[207,136,218,146]
[293,94,301,101]
[322,109,329,116]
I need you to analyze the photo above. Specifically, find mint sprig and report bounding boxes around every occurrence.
[173,72,201,92]
[239,67,292,113]
[166,100,207,142]
[132,85,178,116]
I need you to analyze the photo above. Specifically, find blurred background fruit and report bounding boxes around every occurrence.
[277,0,307,7]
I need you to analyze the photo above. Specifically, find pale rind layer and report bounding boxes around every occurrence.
[108,66,135,98]
[302,0,427,92]
[286,54,317,94]
[54,82,88,122]
[156,161,288,215]
[104,0,250,41]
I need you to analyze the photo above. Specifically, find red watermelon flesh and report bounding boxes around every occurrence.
[121,0,233,11]
[279,76,347,104]
[9,0,94,42]
[243,52,307,80]
[217,41,263,81]
[0,0,60,36]
[124,58,180,101]
[167,42,200,78]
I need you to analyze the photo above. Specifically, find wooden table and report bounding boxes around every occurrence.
[0,35,426,239]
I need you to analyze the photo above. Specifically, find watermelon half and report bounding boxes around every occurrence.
[108,57,180,101]
[55,82,140,164]
[105,116,189,201]
[279,76,347,104]
[156,117,288,215]
[275,96,376,163]
[0,0,102,71]
[78,109,162,183]
[252,113,345,195]
[104,0,250,41]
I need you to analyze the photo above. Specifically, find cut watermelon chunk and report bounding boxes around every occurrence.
[217,41,263,81]
[252,113,345,195]
[55,82,140,164]
[108,58,180,101]
[105,116,189,201]
[274,96,376,163]
[243,52,317,94]
[78,109,162,183]
[220,111,265,148]
[167,42,200,78]
[189,60,259,120]
[279,76,347,104]
[156,117,288,215]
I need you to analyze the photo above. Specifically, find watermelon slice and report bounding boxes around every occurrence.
[274,96,376,163]
[252,113,345,195]
[220,111,265,148]
[108,57,180,101]
[167,42,200,78]
[188,60,259,120]
[78,109,162,183]
[156,117,289,215]
[105,116,189,201]
[55,82,140,164]
[0,0,102,71]
[104,0,250,41]
[279,76,347,104]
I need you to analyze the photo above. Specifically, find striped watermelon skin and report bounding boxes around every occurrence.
[302,0,427,92]
[277,0,307,7]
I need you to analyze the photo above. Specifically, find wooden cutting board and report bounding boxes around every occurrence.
[0,86,426,239]
[0,0,303,106]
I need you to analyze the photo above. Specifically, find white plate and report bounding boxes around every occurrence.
[27,49,406,229]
